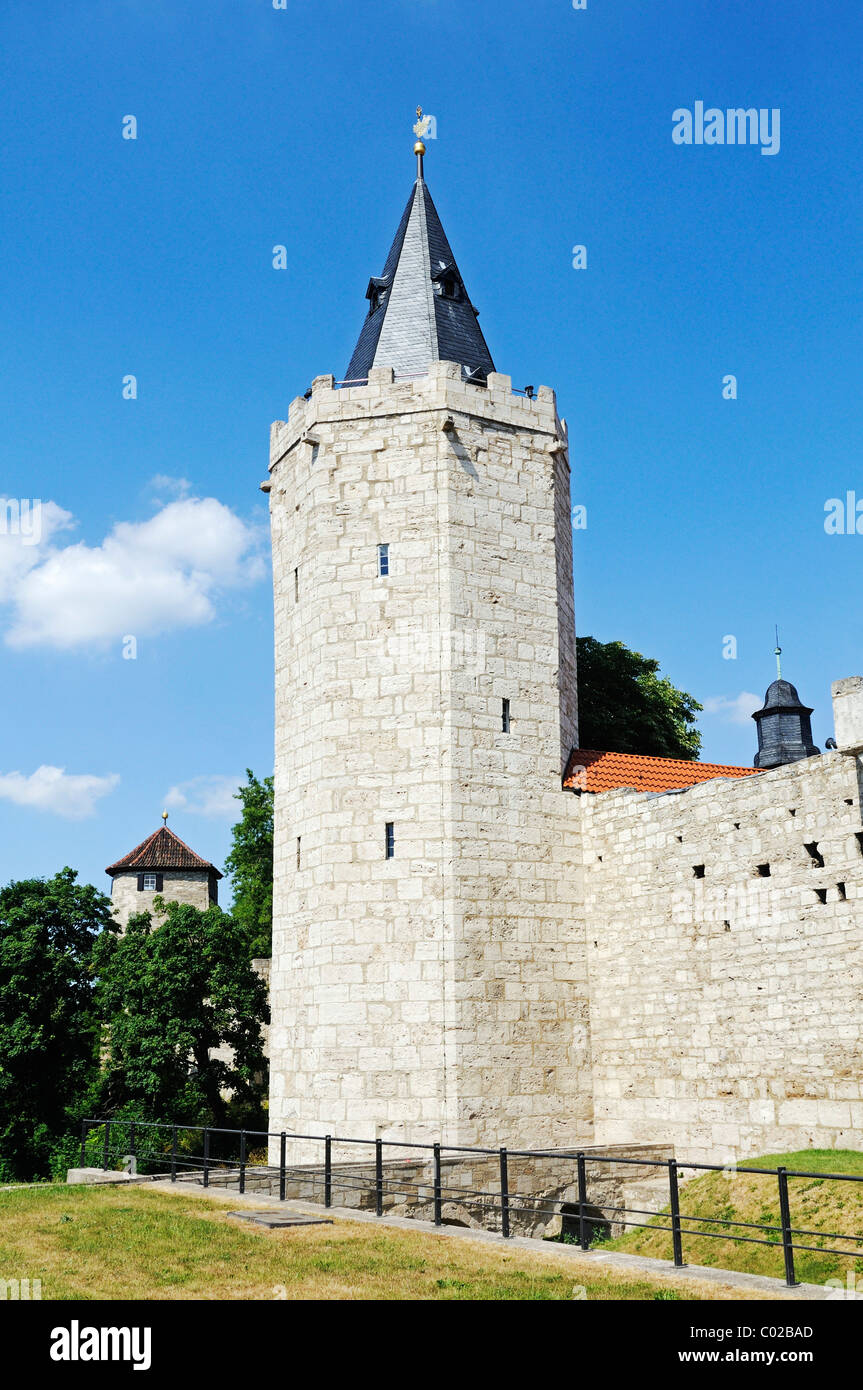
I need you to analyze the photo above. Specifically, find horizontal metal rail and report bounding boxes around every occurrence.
[80,1119,863,1286]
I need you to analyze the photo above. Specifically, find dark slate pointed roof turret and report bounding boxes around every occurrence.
[752,677,820,769]
[346,173,495,383]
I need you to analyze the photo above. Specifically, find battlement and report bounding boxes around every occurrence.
[268,362,564,478]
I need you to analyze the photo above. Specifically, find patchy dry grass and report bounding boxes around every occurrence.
[0,1182,759,1301]
[609,1150,863,1287]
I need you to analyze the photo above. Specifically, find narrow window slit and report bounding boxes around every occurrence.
[501,698,511,733]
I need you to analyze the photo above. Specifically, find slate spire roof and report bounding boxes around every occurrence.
[752,678,820,769]
[345,171,495,383]
[105,826,222,878]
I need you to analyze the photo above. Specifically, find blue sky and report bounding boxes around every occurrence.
[0,0,860,897]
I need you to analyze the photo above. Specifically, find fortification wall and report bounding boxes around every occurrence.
[580,751,863,1164]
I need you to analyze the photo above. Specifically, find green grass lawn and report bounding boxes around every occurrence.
[0,1182,766,1301]
[607,1149,863,1287]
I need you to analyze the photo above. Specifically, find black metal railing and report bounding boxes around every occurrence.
[78,1118,863,1288]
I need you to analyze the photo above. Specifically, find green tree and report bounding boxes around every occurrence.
[93,899,269,1128]
[224,769,273,958]
[576,636,703,760]
[0,868,114,1180]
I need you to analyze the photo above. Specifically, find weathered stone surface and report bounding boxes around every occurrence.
[832,676,863,753]
[110,869,214,930]
[582,752,863,1163]
[267,367,585,1153]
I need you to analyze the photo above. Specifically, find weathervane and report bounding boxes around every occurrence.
[774,625,782,680]
[413,105,429,178]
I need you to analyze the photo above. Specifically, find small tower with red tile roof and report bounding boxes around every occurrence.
[105,812,222,928]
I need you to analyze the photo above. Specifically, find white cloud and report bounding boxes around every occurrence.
[1,496,266,650]
[148,475,192,503]
[0,765,119,819]
[702,691,762,725]
[164,775,243,819]
[0,501,75,602]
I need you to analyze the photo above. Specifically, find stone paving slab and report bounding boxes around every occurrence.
[227,1210,334,1229]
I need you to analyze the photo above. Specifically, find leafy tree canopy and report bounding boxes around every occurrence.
[576,636,703,761]
[93,899,269,1128]
[0,868,114,1180]
[224,769,273,958]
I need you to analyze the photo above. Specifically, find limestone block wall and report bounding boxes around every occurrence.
[267,362,590,1154]
[581,752,863,1164]
[110,869,216,929]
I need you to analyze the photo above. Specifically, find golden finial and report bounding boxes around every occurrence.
[161,808,169,824]
[413,104,428,178]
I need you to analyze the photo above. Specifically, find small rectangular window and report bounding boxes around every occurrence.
[142,873,157,891]
[378,543,389,577]
[294,567,299,602]
[296,836,301,870]
[501,698,511,733]
[385,822,394,859]
[310,442,320,464]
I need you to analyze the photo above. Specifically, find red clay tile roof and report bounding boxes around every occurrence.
[563,748,760,795]
[105,826,222,878]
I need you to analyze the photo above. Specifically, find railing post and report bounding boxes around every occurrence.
[499,1147,511,1238]
[279,1133,286,1202]
[375,1138,384,1217]
[324,1135,332,1209]
[777,1167,798,1287]
[669,1159,685,1267]
[239,1130,246,1195]
[433,1142,442,1226]
[79,1120,87,1168]
[129,1121,136,1174]
[171,1126,178,1182]
[577,1152,590,1250]
[203,1128,210,1188]
[103,1120,111,1172]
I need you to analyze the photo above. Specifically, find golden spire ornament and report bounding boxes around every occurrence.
[413,104,428,178]
[161,809,169,824]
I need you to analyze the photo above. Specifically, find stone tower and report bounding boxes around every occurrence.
[266,141,589,1152]
[106,818,221,929]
